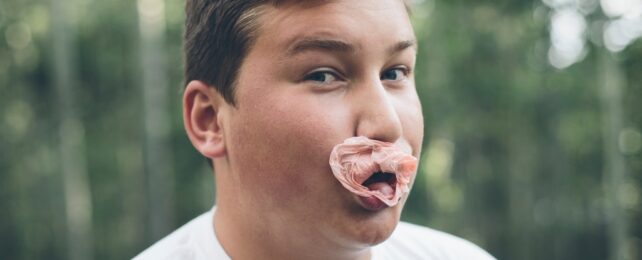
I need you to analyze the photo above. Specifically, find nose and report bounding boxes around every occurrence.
[354,78,403,144]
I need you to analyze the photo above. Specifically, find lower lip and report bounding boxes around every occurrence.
[357,195,389,211]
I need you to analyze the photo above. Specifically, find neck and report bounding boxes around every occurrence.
[212,174,372,260]
[213,204,372,260]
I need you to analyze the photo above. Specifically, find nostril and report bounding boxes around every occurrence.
[356,126,402,145]
[354,114,403,144]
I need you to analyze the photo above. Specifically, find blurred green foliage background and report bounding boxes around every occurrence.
[1,0,641,259]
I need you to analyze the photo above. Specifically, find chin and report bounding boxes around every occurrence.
[355,224,397,246]
[340,205,402,247]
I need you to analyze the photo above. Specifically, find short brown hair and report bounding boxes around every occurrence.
[184,0,273,105]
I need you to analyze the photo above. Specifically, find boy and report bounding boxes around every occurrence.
[136,0,495,259]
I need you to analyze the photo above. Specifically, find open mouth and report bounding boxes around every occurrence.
[362,171,397,191]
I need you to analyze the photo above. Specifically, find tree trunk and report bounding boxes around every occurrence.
[137,0,175,241]
[599,50,630,260]
[51,0,94,259]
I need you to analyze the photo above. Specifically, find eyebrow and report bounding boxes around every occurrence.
[287,38,355,56]
[388,39,416,55]
[286,37,417,57]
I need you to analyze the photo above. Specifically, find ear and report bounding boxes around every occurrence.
[183,80,227,158]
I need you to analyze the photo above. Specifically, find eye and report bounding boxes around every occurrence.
[381,67,408,81]
[304,70,340,85]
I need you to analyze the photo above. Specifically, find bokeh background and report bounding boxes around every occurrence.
[1,0,641,259]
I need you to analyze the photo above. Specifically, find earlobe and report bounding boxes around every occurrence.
[183,80,226,158]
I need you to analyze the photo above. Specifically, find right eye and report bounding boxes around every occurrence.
[304,69,340,85]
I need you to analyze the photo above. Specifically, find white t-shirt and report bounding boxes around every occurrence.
[134,208,495,260]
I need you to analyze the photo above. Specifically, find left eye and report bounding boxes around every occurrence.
[305,71,338,84]
[381,68,407,81]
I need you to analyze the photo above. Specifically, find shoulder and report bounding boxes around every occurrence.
[373,221,496,260]
[133,210,229,260]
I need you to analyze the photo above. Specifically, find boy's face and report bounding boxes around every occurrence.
[220,0,423,248]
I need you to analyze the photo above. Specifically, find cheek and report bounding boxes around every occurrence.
[267,96,351,173]
[397,95,424,156]
[229,93,352,201]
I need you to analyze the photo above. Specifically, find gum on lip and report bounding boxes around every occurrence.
[329,136,418,207]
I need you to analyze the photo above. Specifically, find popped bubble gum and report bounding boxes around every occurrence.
[329,136,418,207]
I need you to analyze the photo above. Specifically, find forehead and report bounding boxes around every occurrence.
[253,0,415,54]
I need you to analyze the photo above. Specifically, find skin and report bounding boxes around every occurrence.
[183,0,423,259]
